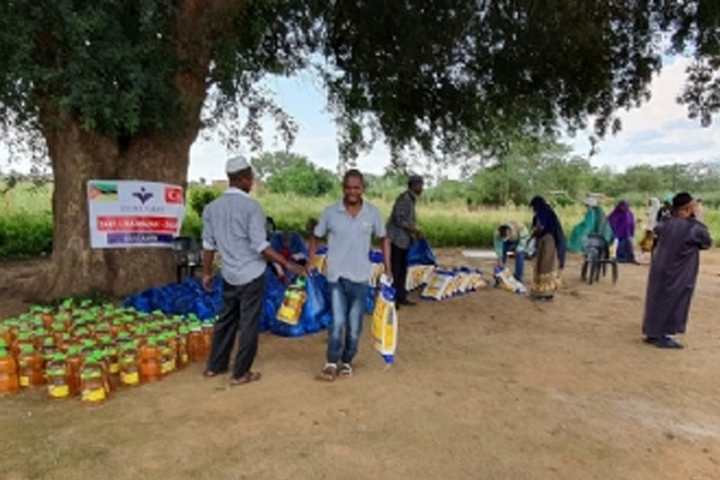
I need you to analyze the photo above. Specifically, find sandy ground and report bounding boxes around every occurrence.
[2,250,720,480]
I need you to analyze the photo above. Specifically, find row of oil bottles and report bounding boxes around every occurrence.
[0,303,215,403]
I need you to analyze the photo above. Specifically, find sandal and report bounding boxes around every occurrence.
[229,371,262,386]
[203,369,228,378]
[318,363,338,382]
[338,363,353,377]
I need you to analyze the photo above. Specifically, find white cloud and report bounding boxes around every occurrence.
[3,56,719,179]
[570,56,720,170]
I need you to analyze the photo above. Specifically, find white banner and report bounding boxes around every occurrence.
[87,180,185,249]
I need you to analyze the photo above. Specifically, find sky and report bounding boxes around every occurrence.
[2,55,719,181]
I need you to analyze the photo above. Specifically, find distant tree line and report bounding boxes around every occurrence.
[241,150,720,209]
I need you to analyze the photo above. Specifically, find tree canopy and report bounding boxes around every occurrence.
[1,1,719,164]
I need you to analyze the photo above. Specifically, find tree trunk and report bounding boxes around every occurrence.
[14,116,199,301]
[8,0,228,301]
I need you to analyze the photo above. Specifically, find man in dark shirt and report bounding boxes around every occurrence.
[387,175,424,307]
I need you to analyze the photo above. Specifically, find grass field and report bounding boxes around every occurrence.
[2,183,719,258]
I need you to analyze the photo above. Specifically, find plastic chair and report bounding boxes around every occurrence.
[580,234,618,285]
[171,236,201,283]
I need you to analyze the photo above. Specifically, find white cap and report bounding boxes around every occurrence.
[225,155,251,174]
[584,196,598,207]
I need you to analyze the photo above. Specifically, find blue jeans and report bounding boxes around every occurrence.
[502,241,525,283]
[327,278,369,364]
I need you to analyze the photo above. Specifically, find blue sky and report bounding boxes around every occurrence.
[3,55,719,180]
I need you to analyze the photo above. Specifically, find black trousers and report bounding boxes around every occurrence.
[391,243,409,303]
[207,274,266,378]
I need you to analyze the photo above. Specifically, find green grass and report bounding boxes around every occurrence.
[2,183,718,258]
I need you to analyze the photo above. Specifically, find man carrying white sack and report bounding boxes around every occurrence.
[309,169,392,382]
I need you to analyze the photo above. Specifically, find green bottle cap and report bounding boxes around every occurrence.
[67,346,81,356]
[0,348,8,357]
[0,339,6,348]
[20,344,34,354]
[43,337,55,347]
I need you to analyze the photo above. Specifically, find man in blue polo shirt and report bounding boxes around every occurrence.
[309,169,392,381]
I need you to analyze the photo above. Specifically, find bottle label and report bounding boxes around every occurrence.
[82,388,106,402]
[181,353,189,364]
[120,371,139,385]
[49,385,70,398]
[19,376,30,387]
[161,361,173,374]
[109,363,120,374]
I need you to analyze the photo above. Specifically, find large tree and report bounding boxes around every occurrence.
[1,0,718,298]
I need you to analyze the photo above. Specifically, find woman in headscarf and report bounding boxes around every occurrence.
[608,201,636,263]
[567,196,613,253]
[529,196,566,301]
[639,198,660,254]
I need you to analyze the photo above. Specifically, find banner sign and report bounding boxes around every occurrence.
[87,180,185,249]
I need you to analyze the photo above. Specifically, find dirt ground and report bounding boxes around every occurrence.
[2,250,720,480]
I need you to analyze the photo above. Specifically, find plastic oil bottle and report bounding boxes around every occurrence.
[158,334,175,376]
[0,343,19,394]
[139,337,162,383]
[187,322,204,362]
[119,342,140,387]
[176,326,190,368]
[42,336,59,361]
[66,346,83,396]
[80,353,107,404]
[201,321,215,359]
[46,353,71,399]
[18,344,45,387]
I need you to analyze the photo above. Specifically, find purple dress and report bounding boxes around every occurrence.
[642,217,712,338]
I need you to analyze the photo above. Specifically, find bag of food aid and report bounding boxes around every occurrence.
[299,273,327,334]
[277,277,307,325]
[309,246,328,275]
[421,269,454,300]
[467,269,487,291]
[368,250,385,287]
[406,265,435,292]
[371,275,398,364]
[494,266,527,295]
[407,239,437,266]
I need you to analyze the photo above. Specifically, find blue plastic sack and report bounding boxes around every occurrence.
[369,249,384,263]
[407,239,436,265]
[289,232,309,257]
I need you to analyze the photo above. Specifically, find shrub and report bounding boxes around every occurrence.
[188,186,221,217]
[0,212,53,258]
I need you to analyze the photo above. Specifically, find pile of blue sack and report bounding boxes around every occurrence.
[123,238,427,338]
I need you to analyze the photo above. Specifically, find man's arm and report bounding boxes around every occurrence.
[381,236,392,281]
[201,207,217,291]
[249,205,304,276]
[202,250,216,291]
[308,209,329,269]
[308,235,318,269]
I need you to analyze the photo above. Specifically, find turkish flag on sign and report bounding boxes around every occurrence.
[165,186,184,204]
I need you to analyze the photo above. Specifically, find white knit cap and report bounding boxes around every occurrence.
[225,155,251,174]
[584,196,598,207]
